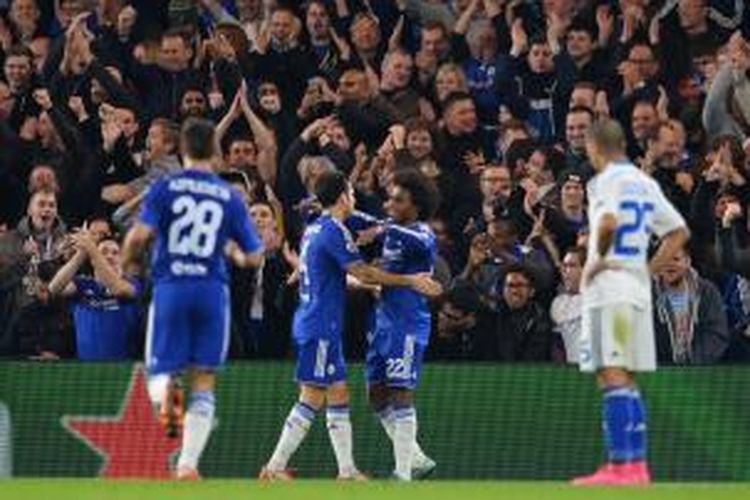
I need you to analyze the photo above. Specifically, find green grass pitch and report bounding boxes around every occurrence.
[3,480,750,500]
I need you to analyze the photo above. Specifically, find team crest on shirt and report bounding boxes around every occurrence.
[382,241,404,262]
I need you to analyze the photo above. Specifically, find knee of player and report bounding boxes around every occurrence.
[325,382,351,407]
[189,369,217,392]
[389,388,415,407]
[366,383,389,411]
[597,368,633,388]
[298,384,327,410]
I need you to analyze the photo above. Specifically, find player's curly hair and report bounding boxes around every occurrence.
[392,169,440,221]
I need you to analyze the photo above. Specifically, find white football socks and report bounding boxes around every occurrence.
[392,405,417,480]
[378,406,429,465]
[177,391,215,471]
[146,374,170,411]
[267,402,317,471]
[326,404,357,476]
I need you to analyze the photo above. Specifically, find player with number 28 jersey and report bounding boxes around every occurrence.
[139,168,262,375]
[122,118,263,480]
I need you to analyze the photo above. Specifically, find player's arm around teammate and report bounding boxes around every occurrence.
[261,171,440,481]
[364,170,441,481]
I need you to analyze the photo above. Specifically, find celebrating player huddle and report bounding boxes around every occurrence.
[121,118,442,481]
[122,117,688,485]
[260,169,441,481]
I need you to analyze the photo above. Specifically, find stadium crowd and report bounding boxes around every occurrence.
[0,0,748,364]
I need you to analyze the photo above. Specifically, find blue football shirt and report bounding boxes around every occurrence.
[293,213,363,344]
[138,169,262,285]
[71,275,142,361]
[375,222,436,344]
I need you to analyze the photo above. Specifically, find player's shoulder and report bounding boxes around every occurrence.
[601,163,654,192]
[158,168,194,187]
[624,167,663,199]
[307,214,340,242]
[321,215,359,252]
[143,170,174,195]
[321,214,350,235]
[167,170,239,203]
[348,210,380,227]
[388,221,434,239]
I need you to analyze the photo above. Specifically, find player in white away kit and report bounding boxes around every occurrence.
[572,120,689,486]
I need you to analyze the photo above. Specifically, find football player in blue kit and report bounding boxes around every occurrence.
[260,171,442,480]
[122,118,264,479]
[366,170,440,481]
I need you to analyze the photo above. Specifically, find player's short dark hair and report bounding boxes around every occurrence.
[392,169,440,221]
[587,118,626,155]
[180,117,216,160]
[314,170,349,208]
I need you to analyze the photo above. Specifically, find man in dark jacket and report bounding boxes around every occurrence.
[645,120,696,218]
[0,189,74,358]
[124,29,207,120]
[3,44,40,132]
[496,32,569,144]
[654,246,730,364]
[248,7,317,112]
[435,91,488,238]
[477,263,554,362]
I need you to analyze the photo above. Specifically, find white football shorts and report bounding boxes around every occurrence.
[579,302,656,373]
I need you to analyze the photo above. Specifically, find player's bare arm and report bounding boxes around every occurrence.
[346,274,382,294]
[648,227,691,276]
[595,213,618,258]
[225,240,265,268]
[583,212,620,285]
[121,222,154,276]
[346,262,443,297]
